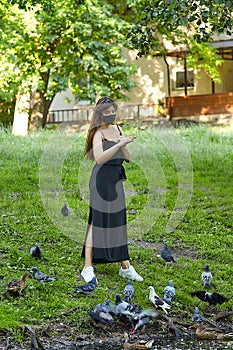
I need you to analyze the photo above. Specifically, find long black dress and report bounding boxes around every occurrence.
[82,133,130,263]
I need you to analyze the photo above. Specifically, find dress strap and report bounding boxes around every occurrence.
[116,124,122,136]
[98,129,105,139]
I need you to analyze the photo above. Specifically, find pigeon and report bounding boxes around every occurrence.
[115,294,134,316]
[93,300,112,314]
[201,264,212,288]
[148,286,171,314]
[89,300,114,326]
[105,299,117,315]
[30,243,42,259]
[74,276,97,295]
[192,307,204,324]
[161,243,176,263]
[190,290,227,305]
[131,309,158,332]
[61,202,70,217]
[30,267,57,284]
[124,280,134,303]
[89,309,114,326]
[163,280,176,304]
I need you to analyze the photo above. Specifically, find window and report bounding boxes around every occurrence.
[174,70,194,89]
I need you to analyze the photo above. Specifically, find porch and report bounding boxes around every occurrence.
[166,92,233,118]
[164,38,233,119]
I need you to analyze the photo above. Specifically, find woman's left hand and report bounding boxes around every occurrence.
[118,135,136,147]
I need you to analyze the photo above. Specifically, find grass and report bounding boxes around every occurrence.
[0,124,233,339]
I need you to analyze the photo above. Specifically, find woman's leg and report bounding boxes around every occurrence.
[81,224,97,283]
[119,260,143,282]
[121,260,130,269]
[84,224,93,268]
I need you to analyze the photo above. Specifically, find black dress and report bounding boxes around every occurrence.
[82,130,130,263]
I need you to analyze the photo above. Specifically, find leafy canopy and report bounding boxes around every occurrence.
[126,0,233,81]
[0,0,136,106]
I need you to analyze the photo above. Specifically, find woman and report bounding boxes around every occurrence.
[81,96,143,283]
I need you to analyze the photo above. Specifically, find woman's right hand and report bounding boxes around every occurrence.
[118,135,136,147]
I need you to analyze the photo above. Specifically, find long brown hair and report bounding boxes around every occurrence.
[85,97,118,160]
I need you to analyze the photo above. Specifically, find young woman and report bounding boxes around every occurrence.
[81,96,143,283]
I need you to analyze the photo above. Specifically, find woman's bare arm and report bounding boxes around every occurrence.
[92,130,136,164]
[117,126,136,162]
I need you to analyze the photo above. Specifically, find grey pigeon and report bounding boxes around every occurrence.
[131,309,158,332]
[90,300,114,326]
[93,300,111,314]
[30,267,57,284]
[124,280,134,303]
[161,243,176,263]
[163,280,176,304]
[89,310,114,326]
[61,202,70,217]
[192,306,204,324]
[190,290,227,305]
[115,294,134,317]
[105,299,117,315]
[74,276,97,295]
[115,294,142,327]
[30,243,42,259]
[148,286,171,314]
[133,316,151,332]
[201,264,212,288]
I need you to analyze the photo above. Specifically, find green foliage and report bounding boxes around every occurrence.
[0,125,233,334]
[0,0,137,126]
[187,41,224,83]
[104,0,139,22]
[126,0,233,81]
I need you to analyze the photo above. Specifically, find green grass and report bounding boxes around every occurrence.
[0,124,233,338]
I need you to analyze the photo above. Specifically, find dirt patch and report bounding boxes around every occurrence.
[1,310,233,350]
[129,239,198,260]
[0,319,182,350]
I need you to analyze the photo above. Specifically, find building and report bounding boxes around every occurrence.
[49,34,233,123]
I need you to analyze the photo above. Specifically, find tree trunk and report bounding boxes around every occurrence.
[29,90,54,130]
[12,91,30,136]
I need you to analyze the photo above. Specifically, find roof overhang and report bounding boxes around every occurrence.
[209,40,233,60]
[153,39,233,60]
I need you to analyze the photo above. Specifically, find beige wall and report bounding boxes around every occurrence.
[218,61,233,92]
[50,49,233,111]
[125,50,233,104]
[50,88,76,110]
[125,51,167,104]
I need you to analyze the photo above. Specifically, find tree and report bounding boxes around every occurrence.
[0,0,136,131]
[126,0,233,81]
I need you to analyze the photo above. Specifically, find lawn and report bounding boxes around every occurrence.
[0,124,233,340]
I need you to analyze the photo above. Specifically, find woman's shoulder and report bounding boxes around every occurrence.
[93,129,104,140]
[114,124,122,130]
[115,124,123,135]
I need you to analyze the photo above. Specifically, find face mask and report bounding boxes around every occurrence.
[102,114,116,125]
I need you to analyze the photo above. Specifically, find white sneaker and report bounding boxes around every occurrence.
[119,265,143,282]
[81,266,98,284]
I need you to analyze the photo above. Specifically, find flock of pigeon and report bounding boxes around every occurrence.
[6,241,228,334]
[160,244,228,307]
[72,243,228,332]
[88,285,159,332]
